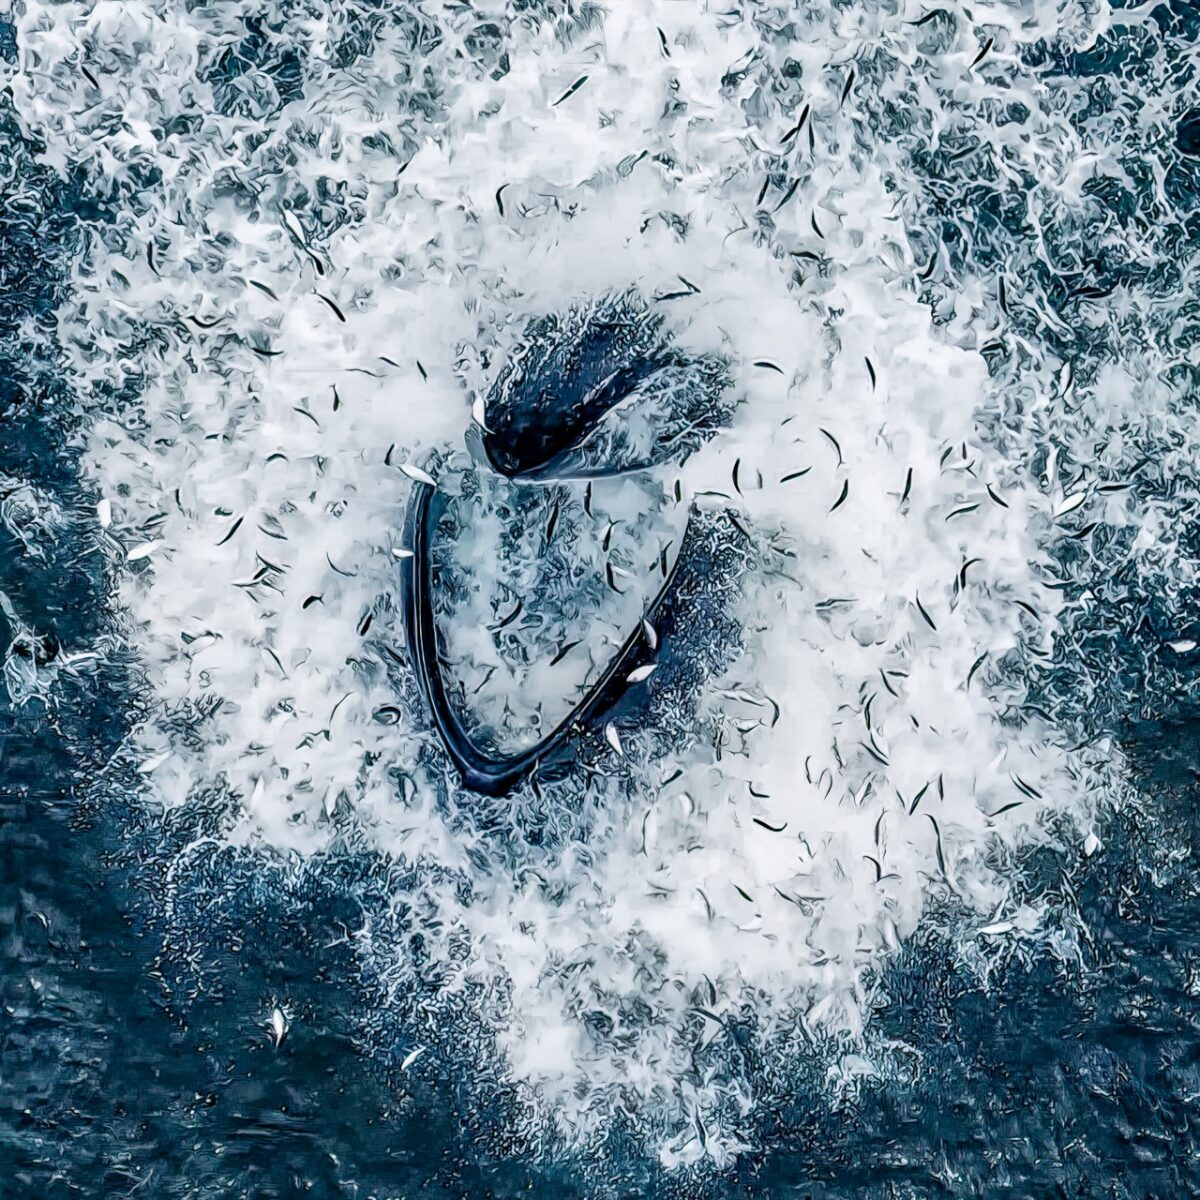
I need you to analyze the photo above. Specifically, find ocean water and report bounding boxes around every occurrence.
[4,1,1200,1195]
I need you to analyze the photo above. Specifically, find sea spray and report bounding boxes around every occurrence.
[10,0,1190,1173]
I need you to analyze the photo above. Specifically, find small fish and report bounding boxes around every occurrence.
[655,276,702,302]
[495,183,509,217]
[927,814,947,876]
[97,498,112,528]
[302,595,323,610]
[1083,831,1101,857]
[400,463,436,486]
[840,68,855,105]
[900,468,913,506]
[658,27,670,56]
[416,360,427,381]
[261,646,287,678]
[908,780,931,815]
[986,483,1008,508]
[215,516,244,546]
[820,428,843,465]
[81,63,100,88]
[332,386,341,412]
[1011,773,1042,800]
[627,664,657,685]
[281,208,307,245]
[753,359,785,374]
[1169,639,1197,653]
[127,540,163,562]
[914,592,937,631]
[491,599,523,630]
[1054,492,1086,519]
[966,652,987,687]
[641,619,658,650]
[829,480,850,512]
[971,37,994,68]
[250,279,278,300]
[317,293,346,322]
[584,482,593,517]
[977,921,1013,937]
[401,1046,426,1071]
[545,499,561,545]
[733,459,743,495]
[471,394,491,431]
[605,563,625,593]
[781,104,810,142]
[605,722,623,756]
[865,356,876,390]
[550,639,580,666]
[860,739,889,766]
[269,1007,289,1048]
[1058,360,1074,396]
[754,818,788,833]
[780,467,812,483]
[988,801,1023,818]
[946,503,979,520]
[553,75,589,106]
[773,179,800,213]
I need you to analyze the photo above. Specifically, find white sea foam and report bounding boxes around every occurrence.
[10,0,1177,1169]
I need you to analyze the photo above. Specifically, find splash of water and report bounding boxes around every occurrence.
[8,0,1194,1173]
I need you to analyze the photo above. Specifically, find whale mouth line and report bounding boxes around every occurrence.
[399,480,689,796]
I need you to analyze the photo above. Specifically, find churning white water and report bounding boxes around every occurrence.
[10,0,1189,1170]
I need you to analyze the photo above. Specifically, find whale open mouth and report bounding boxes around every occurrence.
[401,292,735,794]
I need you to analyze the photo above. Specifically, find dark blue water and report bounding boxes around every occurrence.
[5,11,1200,1199]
